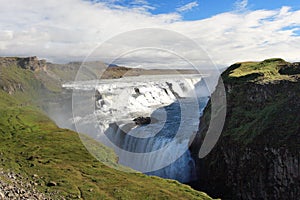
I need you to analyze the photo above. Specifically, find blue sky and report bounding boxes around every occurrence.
[94,0,300,20]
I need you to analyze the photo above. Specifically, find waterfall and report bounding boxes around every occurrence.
[63,74,209,183]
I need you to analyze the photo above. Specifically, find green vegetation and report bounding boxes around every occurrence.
[205,58,300,147]
[0,57,214,199]
[190,58,300,200]
[0,64,43,103]
[223,58,298,83]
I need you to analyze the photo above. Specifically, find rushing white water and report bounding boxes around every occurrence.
[63,74,208,183]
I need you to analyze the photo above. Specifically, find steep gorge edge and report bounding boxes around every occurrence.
[0,57,213,199]
[190,59,300,200]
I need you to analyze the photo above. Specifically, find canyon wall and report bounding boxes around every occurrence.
[190,59,300,200]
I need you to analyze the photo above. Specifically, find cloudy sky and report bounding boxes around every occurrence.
[0,0,300,69]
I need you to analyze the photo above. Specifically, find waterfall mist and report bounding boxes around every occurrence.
[50,74,210,183]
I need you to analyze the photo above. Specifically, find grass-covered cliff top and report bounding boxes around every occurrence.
[0,57,214,199]
[195,58,300,149]
[223,58,300,84]
[224,58,300,146]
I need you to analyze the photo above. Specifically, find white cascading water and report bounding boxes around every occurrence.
[63,74,209,183]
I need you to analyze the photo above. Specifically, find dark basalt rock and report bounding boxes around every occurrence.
[279,62,300,75]
[133,117,151,125]
[189,60,300,200]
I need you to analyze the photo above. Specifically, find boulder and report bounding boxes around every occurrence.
[133,117,151,125]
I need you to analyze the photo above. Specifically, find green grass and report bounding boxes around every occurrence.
[223,58,298,84]
[0,64,42,102]
[0,93,214,199]
[212,58,300,147]
[0,59,215,199]
[224,99,299,146]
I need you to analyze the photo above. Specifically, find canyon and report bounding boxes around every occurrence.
[0,56,299,199]
[0,57,214,199]
[190,59,300,199]
[62,74,209,183]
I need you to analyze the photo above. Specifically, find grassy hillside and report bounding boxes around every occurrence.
[0,57,214,199]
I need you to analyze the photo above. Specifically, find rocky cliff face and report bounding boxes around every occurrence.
[0,56,47,71]
[190,59,300,200]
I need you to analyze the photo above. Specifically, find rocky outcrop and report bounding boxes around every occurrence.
[2,83,25,95]
[0,169,58,200]
[191,137,300,200]
[17,56,47,71]
[0,56,47,71]
[190,59,300,200]
[279,62,300,75]
[133,117,152,125]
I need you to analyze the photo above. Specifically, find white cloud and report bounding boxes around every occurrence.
[102,0,155,12]
[131,0,148,5]
[176,1,199,12]
[0,0,299,69]
[234,0,248,11]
